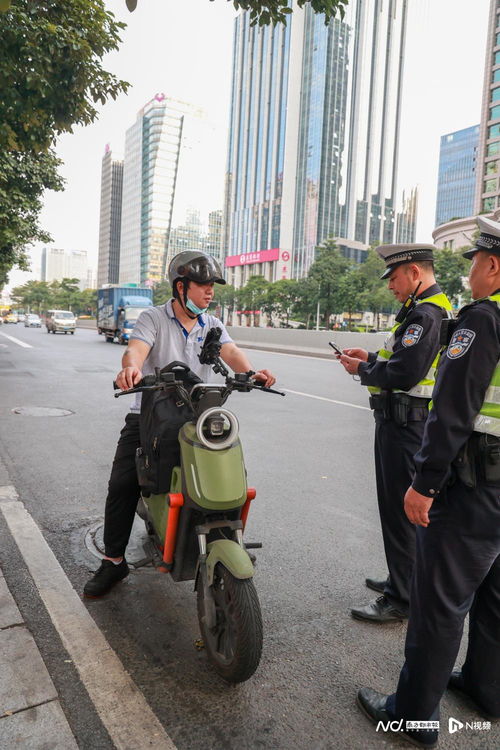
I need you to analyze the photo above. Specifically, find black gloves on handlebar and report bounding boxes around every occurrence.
[198,327,223,365]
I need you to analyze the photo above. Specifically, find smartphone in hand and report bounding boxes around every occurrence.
[329,341,342,356]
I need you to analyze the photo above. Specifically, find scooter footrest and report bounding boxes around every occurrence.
[157,562,173,573]
[245,542,262,549]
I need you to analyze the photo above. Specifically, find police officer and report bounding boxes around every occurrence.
[356,215,500,747]
[339,244,452,623]
[84,251,276,597]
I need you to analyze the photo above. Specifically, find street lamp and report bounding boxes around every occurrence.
[315,283,321,331]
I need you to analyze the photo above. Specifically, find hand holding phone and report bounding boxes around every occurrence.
[329,341,343,357]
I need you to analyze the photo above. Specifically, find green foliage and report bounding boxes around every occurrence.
[10,278,97,314]
[434,248,470,304]
[125,1,349,26]
[0,0,129,288]
[0,150,64,287]
[153,280,172,306]
[0,0,129,152]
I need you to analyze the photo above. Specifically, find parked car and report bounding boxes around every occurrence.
[4,312,18,324]
[24,314,42,328]
[45,310,76,334]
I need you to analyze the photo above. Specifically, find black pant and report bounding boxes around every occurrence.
[103,413,142,558]
[374,414,426,611]
[387,477,500,731]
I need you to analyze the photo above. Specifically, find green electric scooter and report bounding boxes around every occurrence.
[115,328,284,683]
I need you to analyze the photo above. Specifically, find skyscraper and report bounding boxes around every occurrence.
[119,94,211,285]
[97,145,123,287]
[435,125,479,228]
[474,0,500,216]
[41,248,90,290]
[224,1,412,285]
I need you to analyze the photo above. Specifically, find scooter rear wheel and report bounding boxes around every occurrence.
[197,563,262,683]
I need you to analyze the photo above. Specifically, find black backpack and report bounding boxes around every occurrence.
[135,362,202,496]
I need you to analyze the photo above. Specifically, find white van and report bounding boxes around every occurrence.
[45,310,76,334]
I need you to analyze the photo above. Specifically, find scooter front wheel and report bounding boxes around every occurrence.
[197,563,263,683]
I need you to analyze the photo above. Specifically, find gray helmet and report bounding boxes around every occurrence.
[168,251,226,288]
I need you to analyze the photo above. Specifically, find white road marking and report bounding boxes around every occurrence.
[0,489,177,750]
[0,331,33,348]
[283,388,370,411]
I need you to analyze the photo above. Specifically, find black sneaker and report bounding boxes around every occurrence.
[83,559,129,598]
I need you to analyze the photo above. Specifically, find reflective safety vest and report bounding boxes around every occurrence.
[367,292,453,398]
[473,293,500,437]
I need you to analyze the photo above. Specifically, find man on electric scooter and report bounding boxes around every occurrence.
[84,251,276,598]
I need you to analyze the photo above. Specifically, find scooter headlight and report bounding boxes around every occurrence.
[196,407,239,450]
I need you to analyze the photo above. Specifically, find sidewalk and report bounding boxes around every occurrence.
[0,468,78,748]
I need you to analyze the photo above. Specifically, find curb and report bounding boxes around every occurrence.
[0,463,78,749]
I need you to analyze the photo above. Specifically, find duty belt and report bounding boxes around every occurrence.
[369,391,430,426]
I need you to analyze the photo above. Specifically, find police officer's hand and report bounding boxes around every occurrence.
[339,354,361,375]
[343,347,368,361]
[116,366,143,390]
[252,369,276,388]
[404,487,434,527]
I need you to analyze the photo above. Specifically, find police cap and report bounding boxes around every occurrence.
[463,215,500,259]
[376,243,436,280]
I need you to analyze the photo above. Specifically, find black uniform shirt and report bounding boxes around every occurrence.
[358,284,447,392]
[412,294,500,496]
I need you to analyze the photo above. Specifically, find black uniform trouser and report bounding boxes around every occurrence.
[103,413,141,558]
[374,414,425,611]
[386,477,500,734]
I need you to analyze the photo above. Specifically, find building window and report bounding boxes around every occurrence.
[491,87,500,103]
[485,178,497,192]
[487,141,500,156]
[489,124,500,138]
[497,31,500,45]
[495,51,500,66]
[491,104,500,120]
[486,160,499,175]
[494,69,500,83]
[483,197,497,211]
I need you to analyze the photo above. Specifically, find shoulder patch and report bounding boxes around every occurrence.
[401,323,423,348]
[447,328,476,359]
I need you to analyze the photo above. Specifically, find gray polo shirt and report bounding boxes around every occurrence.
[129,299,233,412]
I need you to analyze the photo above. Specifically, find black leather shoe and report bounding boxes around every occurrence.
[83,559,129,598]
[351,595,408,623]
[365,576,388,594]
[448,671,499,720]
[356,688,438,748]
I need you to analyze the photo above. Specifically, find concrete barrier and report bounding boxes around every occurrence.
[77,317,387,357]
[226,326,387,358]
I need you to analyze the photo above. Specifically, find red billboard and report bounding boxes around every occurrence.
[225,248,280,267]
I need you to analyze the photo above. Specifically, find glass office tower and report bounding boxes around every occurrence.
[475,0,500,216]
[119,95,208,285]
[225,0,411,280]
[97,145,123,287]
[435,125,479,228]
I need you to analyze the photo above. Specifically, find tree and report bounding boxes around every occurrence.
[11,280,52,313]
[0,150,64,288]
[307,240,351,327]
[239,275,269,326]
[266,279,300,326]
[0,0,129,287]
[355,249,396,329]
[125,0,349,25]
[153,280,172,306]
[434,248,470,305]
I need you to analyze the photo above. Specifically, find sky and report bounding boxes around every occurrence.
[6,0,491,291]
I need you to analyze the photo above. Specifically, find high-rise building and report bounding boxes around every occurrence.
[224,1,413,286]
[41,248,90,290]
[475,0,500,215]
[119,94,217,285]
[396,187,419,244]
[97,145,123,287]
[435,125,479,228]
